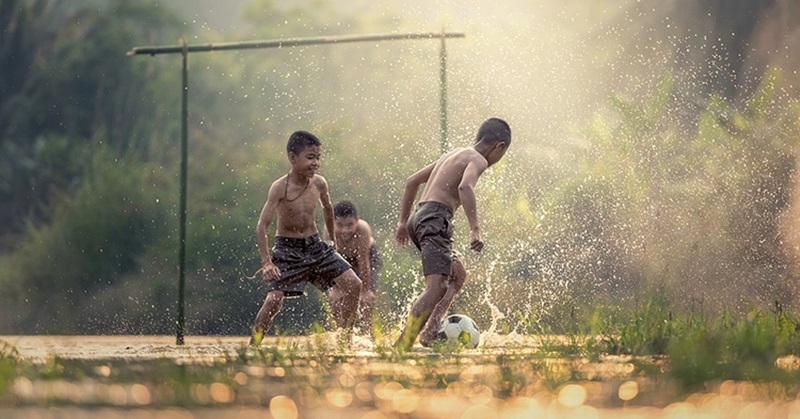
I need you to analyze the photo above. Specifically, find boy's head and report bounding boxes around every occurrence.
[334,200,358,219]
[334,201,359,237]
[286,130,322,155]
[286,130,322,175]
[475,118,511,166]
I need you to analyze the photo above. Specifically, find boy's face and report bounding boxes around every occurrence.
[487,142,508,166]
[334,215,359,239]
[288,145,321,177]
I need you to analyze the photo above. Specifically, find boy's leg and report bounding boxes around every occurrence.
[358,245,382,336]
[357,289,376,335]
[328,269,362,330]
[419,259,467,347]
[328,285,343,329]
[393,273,449,351]
[251,290,285,346]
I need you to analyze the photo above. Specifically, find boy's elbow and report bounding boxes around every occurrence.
[405,173,425,187]
[458,183,475,194]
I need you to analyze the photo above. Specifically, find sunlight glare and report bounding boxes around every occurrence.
[270,395,299,419]
[557,384,587,408]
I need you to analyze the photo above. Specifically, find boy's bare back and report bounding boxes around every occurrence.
[417,147,489,212]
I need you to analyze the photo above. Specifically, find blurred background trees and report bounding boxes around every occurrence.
[1,0,799,335]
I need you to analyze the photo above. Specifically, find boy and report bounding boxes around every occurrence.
[251,130,362,346]
[327,200,383,335]
[394,117,511,351]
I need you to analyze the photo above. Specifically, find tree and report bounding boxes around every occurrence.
[0,0,183,237]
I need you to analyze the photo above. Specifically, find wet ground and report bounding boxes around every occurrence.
[2,334,800,418]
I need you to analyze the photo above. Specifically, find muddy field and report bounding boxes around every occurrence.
[2,334,800,418]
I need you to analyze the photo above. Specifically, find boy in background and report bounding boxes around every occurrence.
[328,200,382,336]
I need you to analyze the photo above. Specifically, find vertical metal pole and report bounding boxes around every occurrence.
[176,38,188,345]
[439,33,449,154]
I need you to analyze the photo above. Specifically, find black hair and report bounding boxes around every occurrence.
[475,118,511,146]
[286,130,322,155]
[334,200,358,219]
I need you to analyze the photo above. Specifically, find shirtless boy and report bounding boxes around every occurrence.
[394,118,511,351]
[328,200,382,335]
[251,130,362,346]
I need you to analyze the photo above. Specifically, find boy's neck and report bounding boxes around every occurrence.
[288,169,311,182]
[472,144,491,163]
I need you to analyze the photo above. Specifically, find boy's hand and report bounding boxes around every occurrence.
[260,261,281,282]
[395,223,410,247]
[469,230,484,252]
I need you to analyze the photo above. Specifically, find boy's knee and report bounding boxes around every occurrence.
[452,258,465,273]
[450,260,466,287]
[269,289,288,301]
[339,271,362,294]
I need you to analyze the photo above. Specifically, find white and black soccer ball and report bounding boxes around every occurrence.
[437,314,480,349]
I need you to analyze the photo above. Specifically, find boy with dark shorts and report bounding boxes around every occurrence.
[327,200,383,336]
[251,131,362,346]
[394,118,511,351]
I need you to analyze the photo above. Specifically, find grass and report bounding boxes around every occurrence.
[0,342,19,397]
[517,297,800,391]
[3,301,800,413]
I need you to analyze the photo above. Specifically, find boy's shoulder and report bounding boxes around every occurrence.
[447,146,481,158]
[357,218,372,232]
[267,174,289,192]
[441,147,487,166]
[311,173,329,188]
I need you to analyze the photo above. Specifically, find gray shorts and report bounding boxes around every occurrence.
[344,243,383,292]
[407,201,455,276]
[270,234,352,297]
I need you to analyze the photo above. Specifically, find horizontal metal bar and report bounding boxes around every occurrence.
[128,32,465,56]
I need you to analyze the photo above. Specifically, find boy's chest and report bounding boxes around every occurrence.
[335,237,364,258]
[279,192,319,217]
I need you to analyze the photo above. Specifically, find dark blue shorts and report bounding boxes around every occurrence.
[270,234,352,297]
[407,201,456,276]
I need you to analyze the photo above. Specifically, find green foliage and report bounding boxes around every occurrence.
[518,68,800,324]
[595,290,673,356]
[577,296,800,390]
[0,147,168,332]
[0,0,184,233]
[0,342,20,397]
[664,307,800,390]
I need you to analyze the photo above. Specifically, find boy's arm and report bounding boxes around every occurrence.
[256,183,281,281]
[458,158,488,252]
[355,222,373,290]
[318,176,337,248]
[396,162,435,246]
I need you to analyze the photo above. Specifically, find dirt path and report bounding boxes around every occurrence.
[3,335,800,418]
[1,335,249,364]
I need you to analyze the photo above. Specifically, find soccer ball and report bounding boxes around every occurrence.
[437,314,480,349]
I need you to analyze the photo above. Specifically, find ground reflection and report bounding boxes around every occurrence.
[3,334,800,418]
